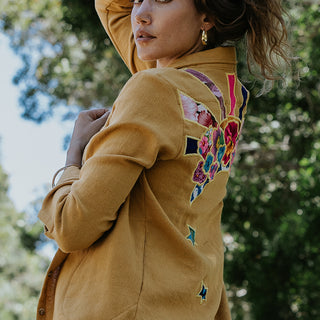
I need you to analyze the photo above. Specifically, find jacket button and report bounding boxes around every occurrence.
[38,308,46,316]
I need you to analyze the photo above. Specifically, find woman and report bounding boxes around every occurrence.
[37,0,290,319]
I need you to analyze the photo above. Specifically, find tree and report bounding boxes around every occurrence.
[0,0,130,122]
[223,1,320,318]
[0,157,49,319]
[1,0,319,318]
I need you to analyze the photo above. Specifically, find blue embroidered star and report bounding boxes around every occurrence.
[197,282,208,304]
[186,225,196,246]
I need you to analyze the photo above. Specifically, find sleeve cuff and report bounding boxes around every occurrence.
[38,166,80,236]
[55,166,81,186]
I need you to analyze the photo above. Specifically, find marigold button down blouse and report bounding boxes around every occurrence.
[36,0,249,319]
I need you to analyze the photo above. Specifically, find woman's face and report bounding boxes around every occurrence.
[131,0,209,68]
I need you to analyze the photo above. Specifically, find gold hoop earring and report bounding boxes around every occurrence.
[201,29,208,46]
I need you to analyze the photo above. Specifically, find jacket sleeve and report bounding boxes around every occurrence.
[38,71,184,253]
[95,0,156,74]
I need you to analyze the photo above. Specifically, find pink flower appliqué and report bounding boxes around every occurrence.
[222,121,239,165]
[198,135,210,159]
[230,122,243,167]
[192,161,207,184]
[181,94,198,122]
[198,110,214,127]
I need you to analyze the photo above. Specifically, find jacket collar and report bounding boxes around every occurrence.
[167,46,237,69]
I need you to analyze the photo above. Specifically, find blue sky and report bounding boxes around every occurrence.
[0,33,72,213]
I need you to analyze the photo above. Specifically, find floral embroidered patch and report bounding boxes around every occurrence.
[182,70,248,204]
[189,117,240,203]
[180,93,217,128]
[185,68,227,121]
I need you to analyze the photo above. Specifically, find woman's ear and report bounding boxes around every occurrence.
[202,16,215,31]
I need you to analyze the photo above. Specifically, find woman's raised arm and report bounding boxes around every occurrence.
[95,0,155,73]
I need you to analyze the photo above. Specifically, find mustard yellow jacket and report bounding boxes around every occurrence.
[37,1,249,319]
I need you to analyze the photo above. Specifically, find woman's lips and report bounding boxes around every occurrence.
[135,30,156,43]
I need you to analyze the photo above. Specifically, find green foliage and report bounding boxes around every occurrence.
[223,2,320,319]
[0,163,49,319]
[0,0,130,122]
[1,0,319,319]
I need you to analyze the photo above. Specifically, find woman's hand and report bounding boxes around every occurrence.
[66,108,110,166]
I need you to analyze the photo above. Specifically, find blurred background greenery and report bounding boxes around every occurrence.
[0,0,319,319]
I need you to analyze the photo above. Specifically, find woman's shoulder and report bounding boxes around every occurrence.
[110,67,185,143]
[121,67,185,98]
[124,67,193,95]
[115,68,188,116]
[131,67,186,82]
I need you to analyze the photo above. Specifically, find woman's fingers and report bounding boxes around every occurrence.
[72,109,110,149]
[86,108,109,121]
[65,108,111,166]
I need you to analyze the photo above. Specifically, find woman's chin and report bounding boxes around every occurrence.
[137,50,158,62]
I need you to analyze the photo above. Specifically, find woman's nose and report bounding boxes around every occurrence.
[134,2,152,25]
